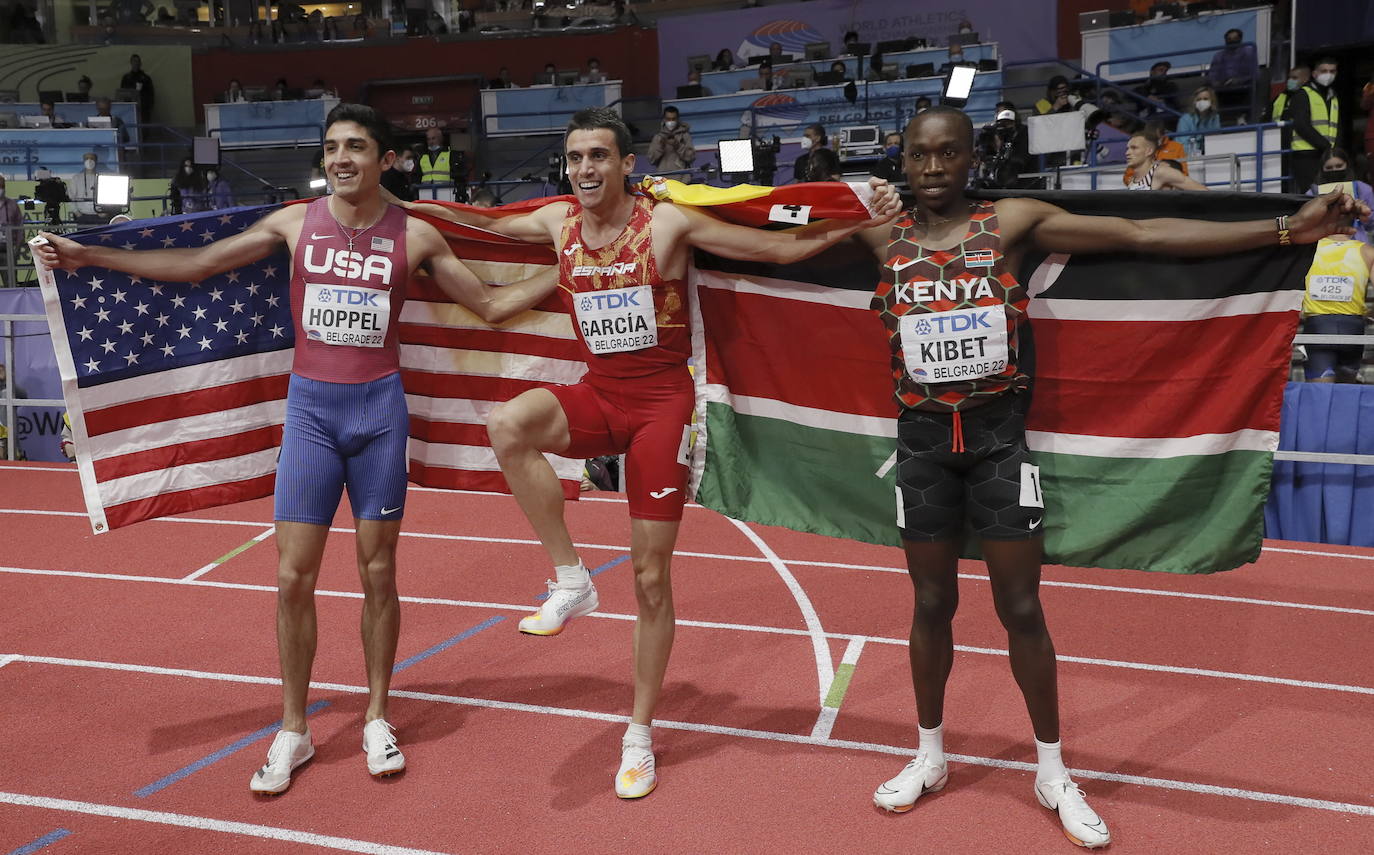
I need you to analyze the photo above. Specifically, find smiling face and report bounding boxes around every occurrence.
[903,111,973,213]
[323,119,394,201]
[565,128,634,211]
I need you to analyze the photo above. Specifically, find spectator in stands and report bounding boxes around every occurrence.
[868,53,891,82]
[940,44,965,73]
[204,166,234,210]
[768,42,786,63]
[1291,58,1342,194]
[537,63,557,85]
[68,152,103,221]
[380,148,418,202]
[1123,132,1205,190]
[684,69,709,95]
[792,124,827,182]
[270,18,292,44]
[1176,85,1221,155]
[1270,64,1311,122]
[843,30,861,55]
[957,20,974,37]
[871,131,904,184]
[225,78,247,103]
[419,127,466,199]
[427,10,447,35]
[803,147,843,182]
[828,60,849,83]
[273,78,292,101]
[248,20,266,44]
[1036,76,1076,115]
[71,75,93,102]
[713,49,740,71]
[352,14,371,38]
[915,95,932,114]
[580,58,606,84]
[119,53,154,121]
[647,106,695,175]
[488,67,516,89]
[1206,28,1257,125]
[169,157,206,214]
[0,176,23,254]
[1304,148,1374,242]
[39,101,70,128]
[308,79,335,98]
[1133,61,1178,123]
[93,97,128,145]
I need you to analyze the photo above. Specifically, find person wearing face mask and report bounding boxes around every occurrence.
[169,156,206,215]
[1306,148,1374,244]
[204,166,235,210]
[68,152,104,222]
[1206,28,1257,124]
[1270,65,1311,122]
[1176,85,1221,156]
[647,106,696,175]
[381,147,418,202]
[418,126,466,202]
[872,131,906,186]
[792,123,827,183]
[1290,58,1343,193]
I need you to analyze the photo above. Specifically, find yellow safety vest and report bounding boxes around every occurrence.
[419,150,451,184]
[1292,86,1339,152]
[1303,237,1369,316]
[1271,92,1287,120]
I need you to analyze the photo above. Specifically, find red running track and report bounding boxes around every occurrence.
[1,461,1372,854]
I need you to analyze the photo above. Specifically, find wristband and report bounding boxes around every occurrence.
[1276,215,1291,246]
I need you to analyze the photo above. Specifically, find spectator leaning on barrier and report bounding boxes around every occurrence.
[647,107,695,174]
[1301,231,1374,383]
[1206,28,1257,125]
[1290,58,1342,194]
[1176,85,1221,156]
[1307,148,1374,245]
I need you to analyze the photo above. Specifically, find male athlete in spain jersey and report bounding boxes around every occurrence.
[848,107,1365,848]
[406,107,902,798]
[36,103,559,795]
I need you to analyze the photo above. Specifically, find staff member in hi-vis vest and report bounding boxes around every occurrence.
[1302,234,1373,383]
[1290,57,1342,193]
[418,126,466,202]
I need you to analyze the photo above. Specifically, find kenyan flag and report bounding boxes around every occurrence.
[687,191,1315,574]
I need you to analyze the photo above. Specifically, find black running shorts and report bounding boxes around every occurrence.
[894,393,1044,542]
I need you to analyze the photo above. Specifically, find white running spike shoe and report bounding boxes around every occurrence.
[1034,776,1111,848]
[518,579,599,636]
[873,752,949,812]
[250,729,314,795]
[615,738,657,799]
[363,718,406,777]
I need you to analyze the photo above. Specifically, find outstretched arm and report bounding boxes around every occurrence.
[383,186,564,245]
[34,206,295,281]
[1001,189,1370,257]
[413,222,559,324]
[1156,164,1208,192]
[670,177,903,265]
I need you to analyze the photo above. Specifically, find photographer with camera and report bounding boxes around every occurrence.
[975,104,1031,189]
[648,106,696,176]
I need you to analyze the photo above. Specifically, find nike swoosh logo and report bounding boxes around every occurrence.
[893,258,920,273]
[1028,517,1042,529]
[649,488,678,499]
[381,506,401,515]
[310,232,331,240]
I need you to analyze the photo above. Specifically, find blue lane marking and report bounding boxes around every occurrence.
[392,615,506,673]
[7,829,71,855]
[133,700,330,798]
[534,554,630,602]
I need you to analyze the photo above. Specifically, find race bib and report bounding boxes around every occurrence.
[301,282,390,348]
[899,305,1008,383]
[1308,274,1356,303]
[574,284,658,354]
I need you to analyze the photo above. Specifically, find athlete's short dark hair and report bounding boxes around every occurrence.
[906,106,974,150]
[565,107,633,158]
[325,103,393,155]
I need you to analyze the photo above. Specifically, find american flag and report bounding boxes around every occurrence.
[37,204,581,533]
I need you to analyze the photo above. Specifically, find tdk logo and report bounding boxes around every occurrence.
[912,311,994,335]
[304,245,393,283]
[580,290,643,310]
[316,288,379,307]
[572,262,637,277]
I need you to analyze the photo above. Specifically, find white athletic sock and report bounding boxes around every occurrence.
[1035,738,1069,784]
[918,723,945,766]
[554,561,589,587]
[624,722,652,748]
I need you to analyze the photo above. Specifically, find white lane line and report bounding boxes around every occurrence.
[0,792,455,855]
[8,655,1374,819]
[727,517,834,706]
[0,465,75,472]
[0,654,15,670]
[1263,546,1374,561]
[3,565,1372,696]
[182,527,276,581]
[811,637,866,740]
[5,508,1371,618]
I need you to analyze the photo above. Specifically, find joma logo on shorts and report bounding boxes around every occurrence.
[303,245,393,283]
[572,262,637,277]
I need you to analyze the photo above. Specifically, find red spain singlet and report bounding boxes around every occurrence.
[289,196,409,383]
[557,193,690,380]
[870,200,1029,413]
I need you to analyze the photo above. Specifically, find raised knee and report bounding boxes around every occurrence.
[486,403,525,451]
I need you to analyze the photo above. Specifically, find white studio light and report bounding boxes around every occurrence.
[942,65,976,106]
[95,173,131,209]
[718,139,755,174]
[310,177,329,189]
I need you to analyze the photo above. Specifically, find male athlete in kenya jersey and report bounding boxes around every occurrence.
[37,103,559,795]
[405,107,902,799]
[851,106,1366,848]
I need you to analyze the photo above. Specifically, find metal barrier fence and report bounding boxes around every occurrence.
[2,313,66,461]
